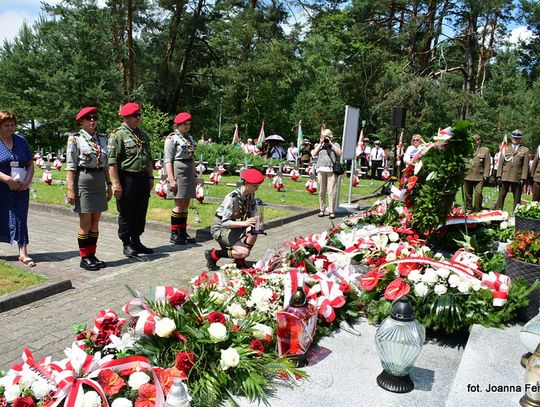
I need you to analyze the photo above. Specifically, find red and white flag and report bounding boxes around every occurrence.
[231,124,239,145]
[356,126,365,157]
[256,122,265,146]
[499,134,508,152]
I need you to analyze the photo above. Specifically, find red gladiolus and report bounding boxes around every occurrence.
[97,369,126,396]
[135,383,156,407]
[384,278,410,300]
[175,352,198,374]
[207,311,226,324]
[13,397,35,407]
[359,269,381,291]
[249,339,265,356]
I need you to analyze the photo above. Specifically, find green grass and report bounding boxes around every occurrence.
[0,262,47,296]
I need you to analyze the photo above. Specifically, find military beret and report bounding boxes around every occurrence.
[512,129,523,138]
[174,112,192,125]
[76,106,97,121]
[119,102,141,117]
[241,168,265,184]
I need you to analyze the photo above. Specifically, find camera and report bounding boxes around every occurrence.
[323,138,330,144]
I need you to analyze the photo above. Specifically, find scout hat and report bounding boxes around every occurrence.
[119,102,141,117]
[76,106,97,121]
[174,112,192,125]
[241,168,265,184]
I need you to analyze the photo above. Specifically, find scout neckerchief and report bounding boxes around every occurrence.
[131,127,145,157]
[177,131,195,157]
[80,129,103,168]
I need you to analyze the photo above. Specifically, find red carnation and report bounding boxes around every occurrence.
[249,339,265,356]
[359,269,381,291]
[339,282,351,295]
[384,278,410,301]
[237,287,247,297]
[97,369,125,396]
[168,289,189,307]
[175,352,198,374]
[13,397,35,407]
[207,311,226,324]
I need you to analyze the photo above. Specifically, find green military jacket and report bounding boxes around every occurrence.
[465,146,491,182]
[497,144,529,183]
[108,123,152,173]
[531,146,540,183]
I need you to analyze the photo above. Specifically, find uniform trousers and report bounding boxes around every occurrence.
[533,181,540,202]
[117,171,150,244]
[370,160,383,180]
[464,179,484,212]
[494,181,522,210]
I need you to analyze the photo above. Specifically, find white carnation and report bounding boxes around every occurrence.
[422,268,439,285]
[407,269,422,282]
[83,390,102,407]
[111,398,133,407]
[208,322,228,342]
[448,274,461,288]
[220,347,240,371]
[385,252,397,261]
[31,378,51,399]
[414,282,429,297]
[246,287,273,311]
[388,232,400,242]
[128,371,150,390]
[471,279,482,291]
[457,281,471,294]
[154,317,176,338]
[4,384,21,403]
[434,284,447,296]
[500,221,508,230]
[437,267,451,279]
[226,303,246,318]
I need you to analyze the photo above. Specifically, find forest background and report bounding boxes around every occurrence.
[2,0,540,157]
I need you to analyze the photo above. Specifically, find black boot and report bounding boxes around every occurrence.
[80,256,100,270]
[132,238,154,254]
[123,244,138,258]
[179,229,196,244]
[204,250,219,271]
[170,230,186,245]
[89,254,107,268]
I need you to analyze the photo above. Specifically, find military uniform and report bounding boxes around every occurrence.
[210,187,256,248]
[531,146,540,201]
[464,145,491,211]
[494,143,529,210]
[108,122,153,247]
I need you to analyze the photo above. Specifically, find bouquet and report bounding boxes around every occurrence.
[515,201,540,220]
[507,230,540,264]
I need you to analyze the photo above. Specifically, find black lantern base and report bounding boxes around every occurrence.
[520,394,540,407]
[376,370,414,393]
[522,352,533,368]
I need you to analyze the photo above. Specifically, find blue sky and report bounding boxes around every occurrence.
[0,0,533,45]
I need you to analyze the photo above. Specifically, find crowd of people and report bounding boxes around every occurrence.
[1,108,540,271]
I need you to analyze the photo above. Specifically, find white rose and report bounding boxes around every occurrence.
[385,252,397,261]
[111,398,133,407]
[128,371,150,390]
[208,322,228,342]
[457,281,471,294]
[508,217,515,227]
[252,323,273,340]
[500,221,508,230]
[434,284,447,296]
[154,317,176,338]
[437,267,451,279]
[83,390,102,407]
[226,303,246,318]
[314,258,325,271]
[388,232,400,242]
[448,274,461,288]
[4,384,21,403]
[414,282,429,297]
[209,291,226,304]
[19,372,37,387]
[31,378,51,399]
[220,347,240,371]
[407,269,422,283]
[422,268,439,285]
[471,279,482,291]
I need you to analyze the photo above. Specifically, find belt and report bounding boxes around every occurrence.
[175,158,193,163]
[77,166,104,173]
[120,170,148,177]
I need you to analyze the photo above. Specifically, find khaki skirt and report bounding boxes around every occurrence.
[170,160,196,199]
[74,170,107,213]
[210,217,246,248]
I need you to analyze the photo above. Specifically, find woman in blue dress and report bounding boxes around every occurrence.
[0,111,35,266]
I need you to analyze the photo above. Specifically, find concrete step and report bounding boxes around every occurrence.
[445,324,525,407]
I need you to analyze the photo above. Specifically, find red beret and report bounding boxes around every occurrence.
[241,168,265,184]
[174,112,192,125]
[119,102,141,117]
[76,106,97,121]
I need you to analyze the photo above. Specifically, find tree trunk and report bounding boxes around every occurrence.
[127,0,134,96]
[461,10,478,119]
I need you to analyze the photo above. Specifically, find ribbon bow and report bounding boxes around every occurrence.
[306,278,346,322]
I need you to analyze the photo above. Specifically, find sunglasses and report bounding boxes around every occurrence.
[84,115,98,121]
[130,113,142,118]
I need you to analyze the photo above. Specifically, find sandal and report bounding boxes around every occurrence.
[19,257,36,267]
[329,213,336,219]
[318,212,326,217]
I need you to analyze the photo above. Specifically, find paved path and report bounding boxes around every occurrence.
[0,207,344,368]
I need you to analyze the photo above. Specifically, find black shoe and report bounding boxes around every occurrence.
[89,254,107,268]
[171,236,187,245]
[204,250,219,271]
[178,232,196,244]
[132,241,154,254]
[123,244,139,258]
[80,256,100,270]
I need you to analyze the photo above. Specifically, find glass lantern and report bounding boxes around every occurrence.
[521,309,540,367]
[374,296,425,393]
[165,378,191,407]
[520,343,540,407]
[251,198,266,235]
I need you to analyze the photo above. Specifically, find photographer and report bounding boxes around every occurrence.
[311,128,342,219]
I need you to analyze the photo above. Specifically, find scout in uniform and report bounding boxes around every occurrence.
[164,112,197,245]
[464,134,491,212]
[531,144,540,202]
[108,102,154,258]
[204,168,265,271]
[494,130,529,210]
[66,106,112,270]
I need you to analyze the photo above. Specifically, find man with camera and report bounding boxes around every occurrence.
[494,130,529,210]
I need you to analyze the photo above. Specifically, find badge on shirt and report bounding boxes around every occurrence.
[10,161,19,167]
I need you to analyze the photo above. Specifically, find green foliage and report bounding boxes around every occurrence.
[195,144,271,174]
[515,201,540,220]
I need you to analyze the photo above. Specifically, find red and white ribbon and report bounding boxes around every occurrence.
[306,279,346,322]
